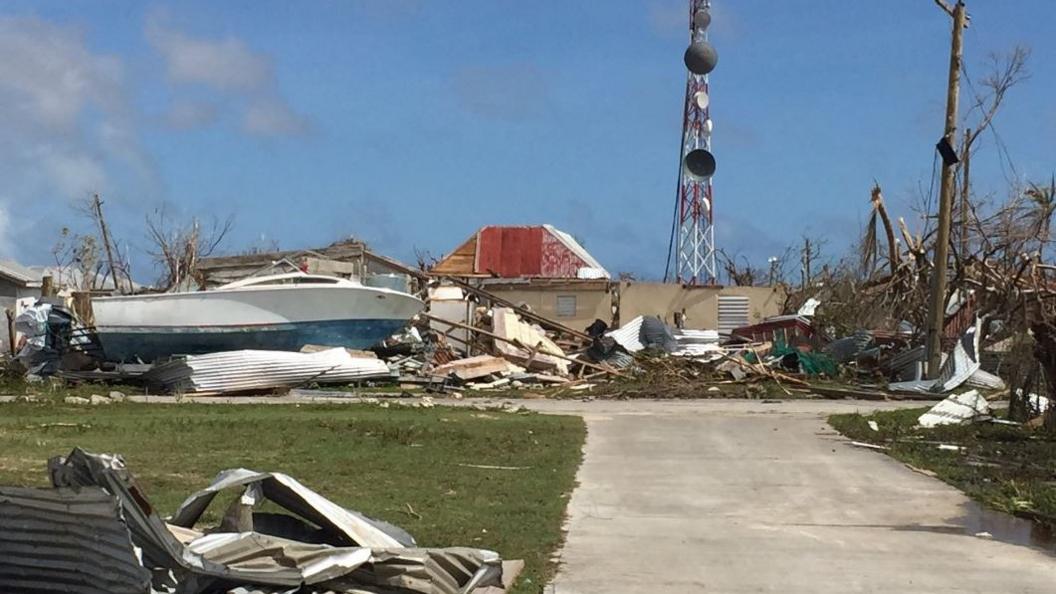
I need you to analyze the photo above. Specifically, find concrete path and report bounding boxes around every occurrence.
[545,400,1056,593]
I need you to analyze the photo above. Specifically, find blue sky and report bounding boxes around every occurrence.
[0,1,1053,282]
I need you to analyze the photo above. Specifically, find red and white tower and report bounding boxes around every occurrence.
[673,0,718,284]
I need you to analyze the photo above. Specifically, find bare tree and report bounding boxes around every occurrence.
[146,208,233,292]
[717,250,761,286]
[800,235,828,289]
[961,46,1030,156]
[51,227,103,291]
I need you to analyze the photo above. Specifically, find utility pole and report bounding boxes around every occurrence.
[92,193,123,294]
[925,0,967,379]
[960,127,972,257]
[801,237,812,290]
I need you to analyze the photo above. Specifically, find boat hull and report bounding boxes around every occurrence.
[97,319,410,363]
[92,284,422,362]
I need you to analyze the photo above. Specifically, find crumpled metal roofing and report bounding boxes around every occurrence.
[606,316,720,358]
[889,318,982,394]
[144,348,393,394]
[918,390,991,428]
[42,448,505,594]
[607,316,646,353]
[0,485,152,594]
[169,468,411,549]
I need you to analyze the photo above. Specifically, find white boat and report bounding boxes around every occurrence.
[91,273,424,363]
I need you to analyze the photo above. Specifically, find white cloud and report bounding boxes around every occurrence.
[147,14,308,137]
[37,149,108,198]
[0,17,124,129]
[165,99,219,129]
[243,99,309,136]
[0,16,155,263]
[146,20,271,92]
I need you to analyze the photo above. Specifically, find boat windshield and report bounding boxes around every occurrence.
[218,273,357,290]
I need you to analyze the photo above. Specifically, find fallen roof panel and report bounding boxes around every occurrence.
[0,485,152,594]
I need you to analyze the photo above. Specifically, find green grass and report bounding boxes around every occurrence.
[0,400,586,593]
[829,408,1056,527]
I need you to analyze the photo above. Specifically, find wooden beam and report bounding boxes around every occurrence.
[436,276,593,341]
[420,312,623,377]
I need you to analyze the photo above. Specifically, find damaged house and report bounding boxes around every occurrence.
[195,239,424,294]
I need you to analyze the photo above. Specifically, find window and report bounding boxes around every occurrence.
[556,295,577,318]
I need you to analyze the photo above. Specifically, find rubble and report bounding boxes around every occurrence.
[490,307,569,374]
[0,448,515,594]
[2,266,1024,402]
[431,355,524,382]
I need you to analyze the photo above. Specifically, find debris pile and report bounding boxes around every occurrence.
[0,448,517,594]
[1,271,1025,402]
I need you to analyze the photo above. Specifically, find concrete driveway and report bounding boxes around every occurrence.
[543,400,1056,593]
[60,392,1055,591]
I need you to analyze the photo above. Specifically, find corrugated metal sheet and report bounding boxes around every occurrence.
[0,486,152,594]
[606,316,720,358]
[443,225,609,279]
[607,316,646,353]
[476,226,546,277]
[890,318,982,394]
[717,296,751,334]
[965,368,1006,390]
[144,348,393,394]
[674,329,721,358]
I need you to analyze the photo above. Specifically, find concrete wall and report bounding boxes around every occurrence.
[482,281,785,332]
[617,282,784,330]
[483,282,614,333]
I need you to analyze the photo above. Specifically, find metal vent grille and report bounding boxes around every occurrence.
[556,295,577,318]
[717,295,750,334]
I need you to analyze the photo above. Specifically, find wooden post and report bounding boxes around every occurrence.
[40,275,54,298]
[464,299,473,357]
[925,0,967,379]
[6,309,15,355]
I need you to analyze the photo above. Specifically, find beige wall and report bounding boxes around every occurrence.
[484,284,613,332]
[617,282,784,330]
[481,281,785,332]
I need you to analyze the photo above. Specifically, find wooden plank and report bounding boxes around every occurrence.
[420,313,623,377]
[431,355,515,381]
[437,277,592,342]
[432,234,479,275]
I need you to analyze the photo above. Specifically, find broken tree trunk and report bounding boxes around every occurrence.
[871,184,900,276]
